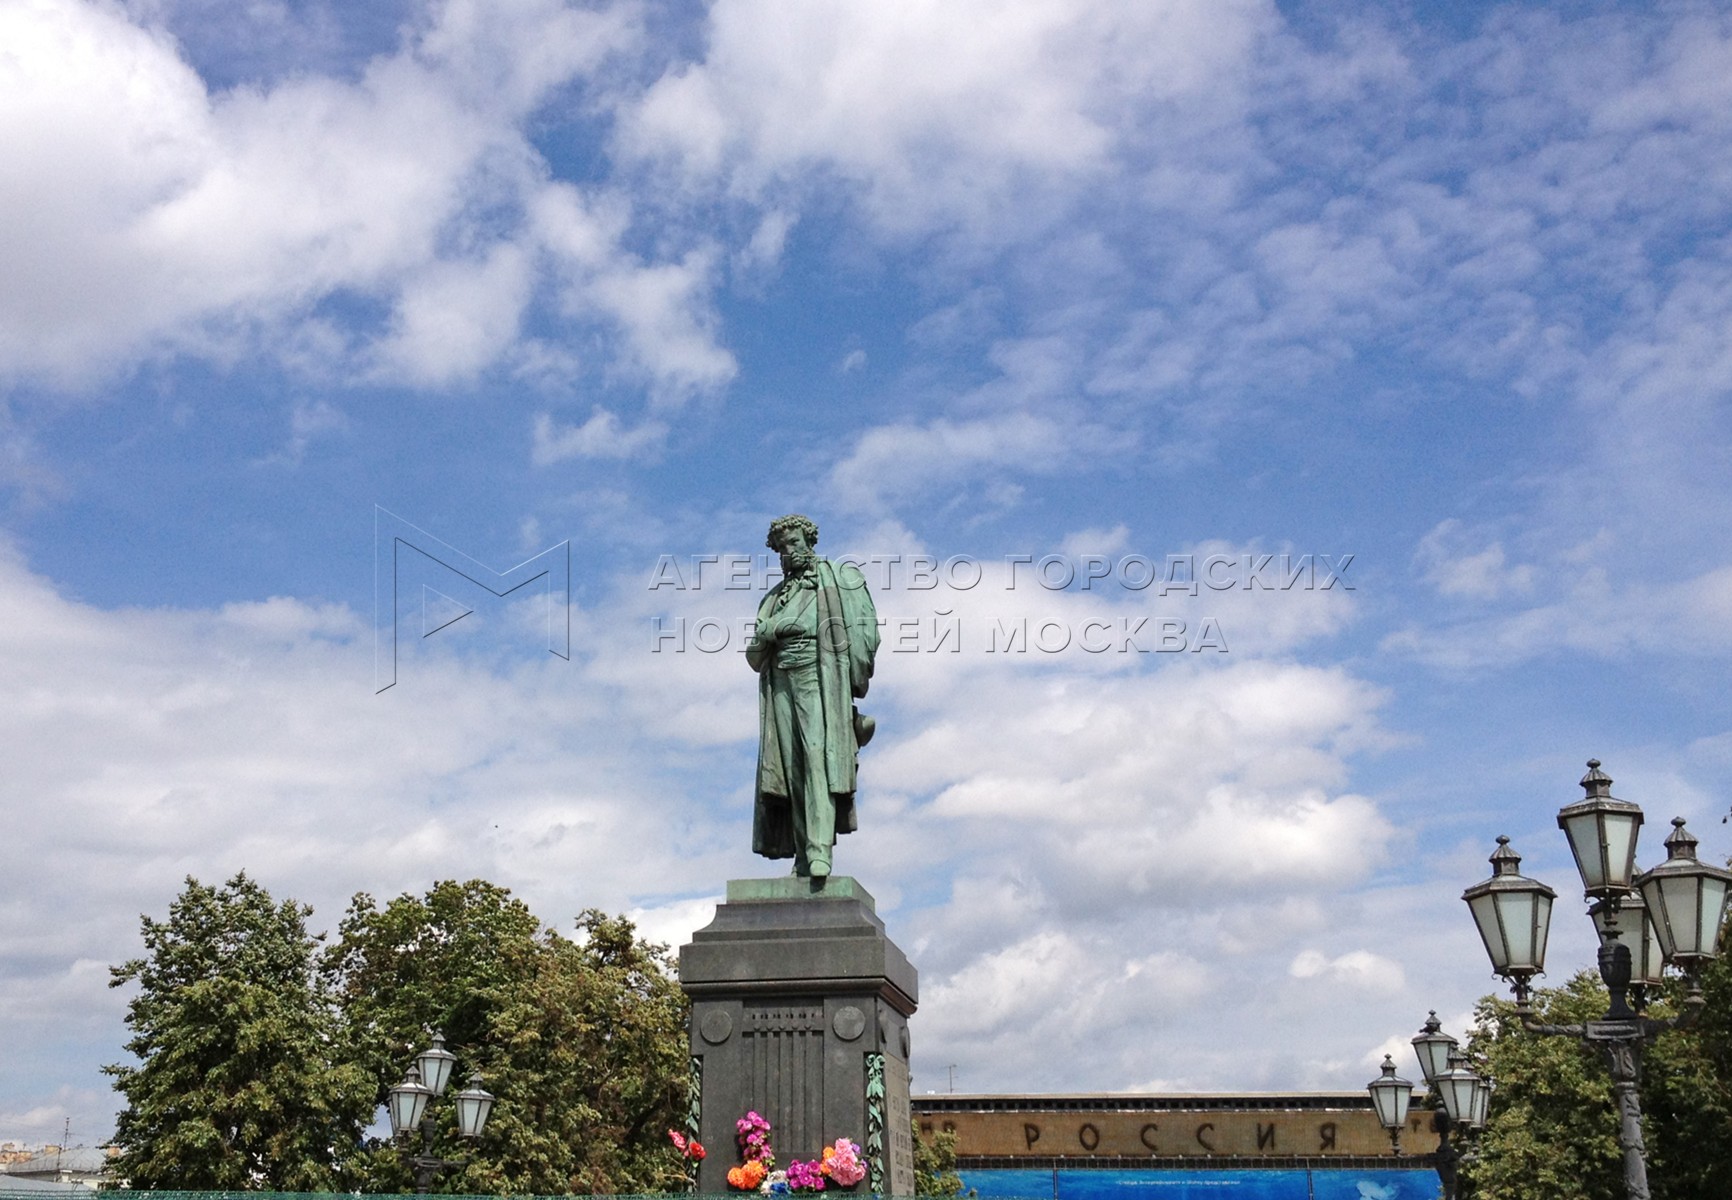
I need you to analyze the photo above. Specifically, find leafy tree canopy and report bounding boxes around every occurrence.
[1462,921,1732,1200]
[111,876,689,1194]
[914,1118,970,1197]
[320,880,689,1194]
[105,872,374,1190]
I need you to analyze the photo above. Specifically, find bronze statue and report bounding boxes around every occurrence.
[746,515,880,877]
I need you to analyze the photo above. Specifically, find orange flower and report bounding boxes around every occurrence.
[729,1160,766,1189]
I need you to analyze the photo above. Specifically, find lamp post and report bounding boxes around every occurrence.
[1365,1056,1414,1154]
[386,1032,497,1194]
[1405,1013,1489,1200]
[1462,760,1732,1200]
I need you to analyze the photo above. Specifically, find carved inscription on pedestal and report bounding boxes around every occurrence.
[885,1054,914,1195]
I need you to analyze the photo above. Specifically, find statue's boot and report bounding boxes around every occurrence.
[807,850,830,878]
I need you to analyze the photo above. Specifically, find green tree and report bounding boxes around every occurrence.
[471,910,690,1194]
[913,1117,968,1197]
[1640,951,1732,1199]
[1462,953,1732,1200]
[322,880,689,1193]
[1460,972,1624,1200]
[320,879,545,1109]
[105,873,374,1190]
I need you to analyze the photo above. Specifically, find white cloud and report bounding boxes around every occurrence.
[531,183,738,400]
[1289,949,1406,994]
[1059,524,1130,559]
[830,411,1104,512]
[256,397,349,466]
[1388,537,1732,671]
[532,409,668,463]
[735,208,795,279]
[0,0,734,400]
[1415,520,1536,601]
[371,243,534,385]
[621,0,1271,237]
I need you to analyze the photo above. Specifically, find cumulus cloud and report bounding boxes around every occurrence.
[620,0,1271,237]
[0,0,733,398]
[1290,949,1406,994]
[533,409,668,463]
[1415,520,1536,601]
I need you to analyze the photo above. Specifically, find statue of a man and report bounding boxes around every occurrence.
[746,515,880,877]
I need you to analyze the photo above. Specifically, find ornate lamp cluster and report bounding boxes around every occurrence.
[1458,760,1732,1200]
[386,1032,497,1194]
[1365,1013,1493,1199]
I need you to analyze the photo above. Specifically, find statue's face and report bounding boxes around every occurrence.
[775,526,814,575]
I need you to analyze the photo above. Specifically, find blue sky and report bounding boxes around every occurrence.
[3,0,1732,1147]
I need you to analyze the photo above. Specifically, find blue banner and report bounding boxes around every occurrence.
[958,1167,1441,1200]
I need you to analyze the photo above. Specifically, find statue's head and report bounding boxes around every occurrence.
[767,514,819,576]
[766,514,818,553]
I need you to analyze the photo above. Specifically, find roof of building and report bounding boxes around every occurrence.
[913,1091,1382,1112]
[0,1177,97,1193]
[0,1149,109,1178]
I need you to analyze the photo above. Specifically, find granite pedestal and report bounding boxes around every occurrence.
[680,877,918,1194]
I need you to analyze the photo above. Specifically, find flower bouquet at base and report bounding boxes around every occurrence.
[668,1129,707,1163]
[783,1159,827,1194]
[668,1128,706,1190]
[727,1110,776,1191]
[728,1161,769,1191]
[819,1138,866,1188]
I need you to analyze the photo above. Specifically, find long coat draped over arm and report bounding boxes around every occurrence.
[748,559,879,859]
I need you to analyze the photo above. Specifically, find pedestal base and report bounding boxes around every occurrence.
[680,877,919,1194]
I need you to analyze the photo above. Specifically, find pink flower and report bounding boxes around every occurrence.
[735,1111,775,1166]
[785,1159,827,1192]
[823,1138,865,1187]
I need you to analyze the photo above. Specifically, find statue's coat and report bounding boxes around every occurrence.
[747,559,878,859]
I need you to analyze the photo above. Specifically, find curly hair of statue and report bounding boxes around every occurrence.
[765,513,818,550]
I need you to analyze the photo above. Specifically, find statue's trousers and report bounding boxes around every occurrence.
[768,639,834,868]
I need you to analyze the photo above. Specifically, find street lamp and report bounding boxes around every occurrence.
[1591,891,1665,1012]
[1365,1056,1414,1154]
[1639,818,1732,978]
[1405,1013,1487,1200]
[1461,838,1556,1007]
[1410,1011,1457,1086]
[386,1032,496,1193]
[1462,760,1732,1200]
[1468,1073,1492,1130]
